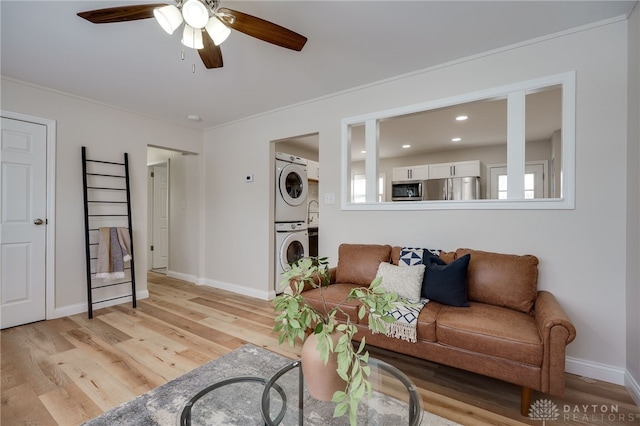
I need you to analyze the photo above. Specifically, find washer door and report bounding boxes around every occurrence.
[278,163,308,207]
[279,232,308,271]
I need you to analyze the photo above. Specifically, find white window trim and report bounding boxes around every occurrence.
[341,71,575,211]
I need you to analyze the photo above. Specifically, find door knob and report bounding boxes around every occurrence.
[33,218,44,225]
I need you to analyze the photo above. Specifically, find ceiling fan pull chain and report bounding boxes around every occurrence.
[192,63,196,73]
[181,49,185,61]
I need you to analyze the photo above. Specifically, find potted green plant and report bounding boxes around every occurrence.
[273,256,399,425]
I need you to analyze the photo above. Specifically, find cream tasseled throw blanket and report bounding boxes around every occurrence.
[96,227,132,279]
[370,298,428,343]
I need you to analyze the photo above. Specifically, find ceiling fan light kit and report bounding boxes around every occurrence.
[182,24,204,49]
[77,0,308,69]
[153,5,183,35]
[157,2,230,47]
[205,17,231,46]
[181,0,209,29]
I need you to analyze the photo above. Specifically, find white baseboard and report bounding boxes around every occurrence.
[625,370,640,407]
[166,270,198,284]
[198,278,274,301]
[52,289,149,319]
[566,356,627,385]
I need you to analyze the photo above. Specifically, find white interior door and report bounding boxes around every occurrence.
[152,163,168,269]
[489,163,546,199]
[1,117,47,329]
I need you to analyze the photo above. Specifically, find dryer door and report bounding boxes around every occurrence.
[279,231,309,271]
[278,163,308,206]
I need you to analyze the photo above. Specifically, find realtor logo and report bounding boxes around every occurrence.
[529,399,560,425]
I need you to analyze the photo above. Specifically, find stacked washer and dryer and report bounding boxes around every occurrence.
[274,152,309,293]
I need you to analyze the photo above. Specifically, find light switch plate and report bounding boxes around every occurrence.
[324,193,335,204]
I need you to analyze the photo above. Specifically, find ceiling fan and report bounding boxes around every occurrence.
[77,0,307,69]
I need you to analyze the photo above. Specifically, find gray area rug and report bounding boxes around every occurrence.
[82,344,460,425]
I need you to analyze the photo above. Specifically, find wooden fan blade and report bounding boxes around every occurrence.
[77,4,167,24]
[199,34,224,69]
[218,7,307,51]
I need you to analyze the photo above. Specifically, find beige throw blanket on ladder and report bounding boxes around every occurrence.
[96,227,132,279]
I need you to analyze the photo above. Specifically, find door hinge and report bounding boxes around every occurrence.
[150,245,154,251]
[151,171,155,178]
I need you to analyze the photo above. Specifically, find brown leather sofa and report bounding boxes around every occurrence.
[299,244,576,415]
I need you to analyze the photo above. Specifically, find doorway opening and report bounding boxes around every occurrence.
[272,133,319,292]
[147,146,197,276]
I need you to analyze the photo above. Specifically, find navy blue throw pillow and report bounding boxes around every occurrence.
[421,254,470,307]
[422,250,445,266]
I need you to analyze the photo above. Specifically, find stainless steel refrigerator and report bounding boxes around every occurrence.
[424,176,480,200]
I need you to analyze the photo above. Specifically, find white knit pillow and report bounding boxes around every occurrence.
[375,262,425,301]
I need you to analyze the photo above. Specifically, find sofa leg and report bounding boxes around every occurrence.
[521,387,532,416]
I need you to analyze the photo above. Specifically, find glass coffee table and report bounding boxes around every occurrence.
[260,358,423,426]
[179,376,279,425]
[179,358,422,425]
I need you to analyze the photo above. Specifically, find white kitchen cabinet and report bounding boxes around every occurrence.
[428,160,480,179]
[307,160,319,181]
[392,165,429,181]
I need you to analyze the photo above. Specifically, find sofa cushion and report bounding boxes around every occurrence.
[439,251,456,264]
[336,244,392,286]
[375,262,425,301]
[436,302,543,366]
[422,254,470,307]
[416,301,443,342]
[302,284,363,323]
[456,248,538,313]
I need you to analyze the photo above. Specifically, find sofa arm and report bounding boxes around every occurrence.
[534,290,576,396]
[328,267,337,284]
[535,291,576,344]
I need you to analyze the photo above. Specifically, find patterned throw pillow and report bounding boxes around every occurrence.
[399,247,441,266]
[375,262,425,301]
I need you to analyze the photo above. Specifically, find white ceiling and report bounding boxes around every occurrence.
[1,1,637,132]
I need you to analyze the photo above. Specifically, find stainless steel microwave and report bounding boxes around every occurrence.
[391,180,425,201]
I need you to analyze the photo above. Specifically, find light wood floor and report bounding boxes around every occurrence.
[2,273,638,425]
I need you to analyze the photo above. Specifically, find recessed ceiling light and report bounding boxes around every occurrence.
[187,114,202,121]
[402,144,411,149]
[455,115,468,121]
[452,137,462,142]
[360,150,366,154]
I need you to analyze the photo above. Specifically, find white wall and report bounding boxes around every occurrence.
[203,19,633,385]
[0,78,203,315]
[626,2,640,404]
[168,153,202,282]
